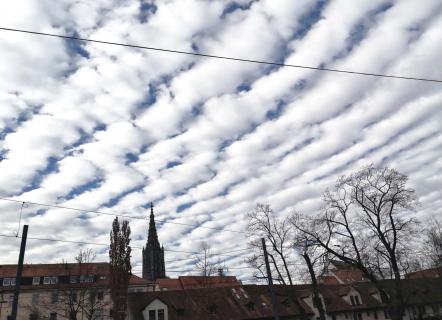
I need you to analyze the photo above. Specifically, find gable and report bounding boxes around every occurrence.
[145,298,168,310]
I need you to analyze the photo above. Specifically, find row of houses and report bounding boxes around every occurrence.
[0,261,441,320]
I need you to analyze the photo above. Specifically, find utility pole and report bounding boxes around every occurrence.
[261,238,280,320]
[11,225,28,320]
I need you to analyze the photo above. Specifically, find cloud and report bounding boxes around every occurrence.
[0,0,441,281]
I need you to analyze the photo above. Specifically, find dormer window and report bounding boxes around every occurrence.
[350,295,361,306]
[143,299,168,320]
[148,309,165,320]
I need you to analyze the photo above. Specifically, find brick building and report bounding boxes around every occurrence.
[0,263,152,320]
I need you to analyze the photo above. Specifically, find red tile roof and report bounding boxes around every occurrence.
[129,285,315,320]
[406,267,442,279]
[0,262,109,278]
[0,263,150,290]
[157,276,241,290]
[128,279,442,319]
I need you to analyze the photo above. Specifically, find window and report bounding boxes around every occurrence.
[149,310,156,320]
[49,313,57,320]
[355,295,360,305]
[51,292,59,304]
[71,292,77,302]
[32,293,39,305]
[29,314,38,320]
[158,309,165,320]
[374,311,378,319]
[384,309,391,319]
[43,276,58,284]
[350,295,356,306]
[70,276,77,284]
[332,315,337,320]
[97,291,104,301]
[79,274,94,283]
[358,313,362,320]
[32,277,40,285]
[3,278,15,286]
[69,311,76,320]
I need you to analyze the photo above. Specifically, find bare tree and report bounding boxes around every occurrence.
[291,212,328,320]
[109,217,132,320]
[425,218,442,269]
[293,165,418,320]
[246,204,294,285]
[194,241,228,287]
[26,249,109,320]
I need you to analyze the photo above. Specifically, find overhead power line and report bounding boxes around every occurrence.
[0,233,245,259]
[0,27,440,83]
[0,197,251,235]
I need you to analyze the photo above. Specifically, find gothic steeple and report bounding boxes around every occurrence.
[142,203,166,281]
[148,203,159,246]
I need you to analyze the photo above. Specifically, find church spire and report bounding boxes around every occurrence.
[142,202,166,281]
[148,202,159,246]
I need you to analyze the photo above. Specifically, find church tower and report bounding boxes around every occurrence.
[142,203,166,281]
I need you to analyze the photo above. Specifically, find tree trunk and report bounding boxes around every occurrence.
[391,258,405,320]
[303,253,327,320]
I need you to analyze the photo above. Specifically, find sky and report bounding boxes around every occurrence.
[0,0,441,282]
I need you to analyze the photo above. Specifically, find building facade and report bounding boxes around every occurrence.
[0,263,152,320]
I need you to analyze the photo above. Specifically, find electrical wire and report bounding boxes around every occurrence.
[0,233,247,259]
[0,27,441,83]
[0,197,251,235]
[15,201,26,237]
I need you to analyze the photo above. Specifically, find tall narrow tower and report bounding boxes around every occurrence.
[142,203,166,281]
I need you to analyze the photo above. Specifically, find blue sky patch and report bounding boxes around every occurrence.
[138,1,157,23]
[293,0,328,40]
[21,156,59,193]
[176,201,195,213]
[64,30,90,59]
[63,178,103,201]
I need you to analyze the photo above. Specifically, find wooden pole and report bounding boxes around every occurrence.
[11,225,28,320]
